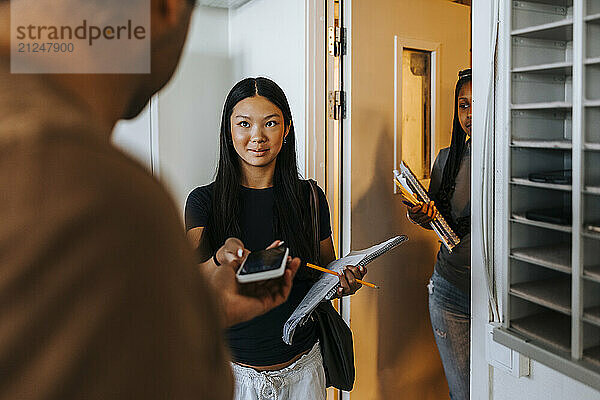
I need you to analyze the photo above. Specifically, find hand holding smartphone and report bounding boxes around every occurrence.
[236,246,290,283]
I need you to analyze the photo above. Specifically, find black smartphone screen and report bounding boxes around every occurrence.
[238,247,287,276]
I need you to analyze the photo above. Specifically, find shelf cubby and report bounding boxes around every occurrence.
[510,307,572,354]
[511,275,572,315]
[511,139,572,148]
[512,109,572,141]
[512,19,573,41]
[512,214,573,232]
[513,1,572,32]
[512,101,573,110]
[584,306,600,327]
[586,13,600,23]
[511,177,572,191]
[584,345,600,368]
[584,152,600,189]
[585,186,600,197]
[584,266,600,283]
[583,237,600,284]
[523,0,572,6]
[512,73,572,105]
[512,37,572,70]
[583,230,600,240]
[511,148,572,181]
[511,186,572,230]
[583,280,600,328]
[512,60,573,74]
[586,56,600,65]
[582,231,600,242]
[583,323,600,368]
[588,0,600,16]
[585,104,600,144]
[511,243,572,273]
[587,20,600,58]
[583,194,600,235]
[510,221,572,251]
[586,64,600,100]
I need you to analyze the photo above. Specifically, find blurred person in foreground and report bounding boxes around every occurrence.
[0,0,301,399]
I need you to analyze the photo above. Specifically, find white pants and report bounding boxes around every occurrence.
[231,342,326,400]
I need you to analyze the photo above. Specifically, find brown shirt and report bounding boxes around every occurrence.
[0,70,233,399]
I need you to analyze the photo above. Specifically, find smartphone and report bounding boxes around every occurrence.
[236,246,290,283]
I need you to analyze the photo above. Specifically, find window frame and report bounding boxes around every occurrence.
[393,36,441,191]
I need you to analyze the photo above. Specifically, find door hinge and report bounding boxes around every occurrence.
[328,26,347,57]
[328,90,346,120]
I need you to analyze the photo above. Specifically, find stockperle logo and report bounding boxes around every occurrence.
[11,0,151,74]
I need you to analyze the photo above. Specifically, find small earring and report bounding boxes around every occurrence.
[283,137,288,144]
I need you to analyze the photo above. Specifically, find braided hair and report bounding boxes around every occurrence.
[431,69,471,238]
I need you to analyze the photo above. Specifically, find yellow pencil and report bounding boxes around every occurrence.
[394,179,419,205]
[306,263,380,289]
[395,180,416,200]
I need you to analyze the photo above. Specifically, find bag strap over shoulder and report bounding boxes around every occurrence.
[307,179,356,391]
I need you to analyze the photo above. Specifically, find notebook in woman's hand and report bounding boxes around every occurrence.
[394,162,461,252]
[282,235,408,345]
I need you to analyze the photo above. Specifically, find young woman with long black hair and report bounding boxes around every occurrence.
[407,69,472,400]
[185,77,365,400]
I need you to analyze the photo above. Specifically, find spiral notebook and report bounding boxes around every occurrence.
[394,162,460,252]
[282,235,408,345]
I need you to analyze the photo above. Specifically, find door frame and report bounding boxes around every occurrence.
[305,1,353,398]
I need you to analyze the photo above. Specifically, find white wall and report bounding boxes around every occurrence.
[112,1,309,216]
[471,2,600,399]
[157,6,231,213]
[153,0,308,214]
[112,105,153,171]
[228,0,307,176]
[111,6,230,215]
[492,362,600,400]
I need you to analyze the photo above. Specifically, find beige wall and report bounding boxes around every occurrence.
[349,1,470,399]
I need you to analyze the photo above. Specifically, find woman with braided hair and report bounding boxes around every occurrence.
[406,69,472,400]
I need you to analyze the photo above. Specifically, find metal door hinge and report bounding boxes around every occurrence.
[328,90,346,120]
[328,26,346,57]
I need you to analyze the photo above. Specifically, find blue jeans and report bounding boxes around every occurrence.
[428,269,470,400]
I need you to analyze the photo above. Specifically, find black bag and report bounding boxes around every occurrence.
[307,179,356,391]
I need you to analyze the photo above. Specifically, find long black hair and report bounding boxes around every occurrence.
[207,77,320,281]
[431,69,471,238]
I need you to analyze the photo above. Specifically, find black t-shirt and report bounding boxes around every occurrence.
[185,182,332,366]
